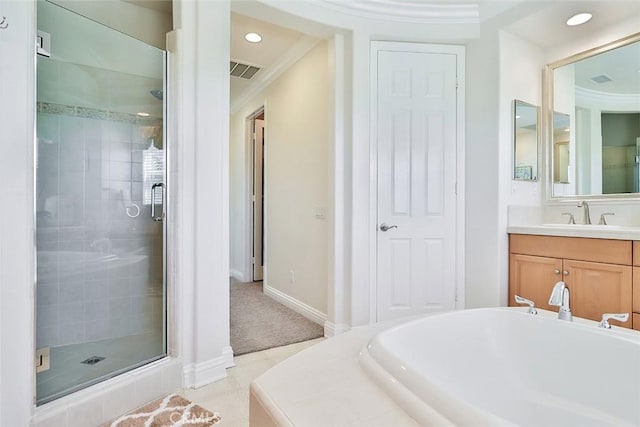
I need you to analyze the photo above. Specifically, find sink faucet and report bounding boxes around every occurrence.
[577,201,591,224]
[548,281,572,321]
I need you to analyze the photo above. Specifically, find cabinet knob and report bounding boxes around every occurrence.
[554,269,560,274]
[563,270,569,276]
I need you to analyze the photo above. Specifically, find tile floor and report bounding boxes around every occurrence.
[182,338,324,427]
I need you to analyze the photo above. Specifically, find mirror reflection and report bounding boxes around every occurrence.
[553,112,570,184]
[551,37,640,197]
[513,100,538,181]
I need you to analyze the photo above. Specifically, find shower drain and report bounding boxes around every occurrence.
[81,356,105,365]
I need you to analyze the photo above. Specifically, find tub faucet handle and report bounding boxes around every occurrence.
[598,313,629,329]
[514,295,537,315]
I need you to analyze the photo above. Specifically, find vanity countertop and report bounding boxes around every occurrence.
[507,224,640,240]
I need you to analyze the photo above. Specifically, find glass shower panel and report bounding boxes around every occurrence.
[35,1,166,405]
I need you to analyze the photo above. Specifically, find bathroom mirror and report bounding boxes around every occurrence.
[513,100,538,181]
[547,33,640,198]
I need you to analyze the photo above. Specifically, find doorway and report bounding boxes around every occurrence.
[372,42,464,322]
[251,109,265,281]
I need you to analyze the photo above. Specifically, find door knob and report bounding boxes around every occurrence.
[379,223,398,232]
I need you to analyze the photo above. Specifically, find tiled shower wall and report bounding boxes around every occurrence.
[36,104,164,348]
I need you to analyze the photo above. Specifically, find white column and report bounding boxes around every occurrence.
[326,34,350,336]
[0,1,36,425]
[350,29,372,325]
[175,0,232,388]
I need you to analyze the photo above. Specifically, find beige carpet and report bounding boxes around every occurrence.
[230,279,324,355]
[102,394,220,427]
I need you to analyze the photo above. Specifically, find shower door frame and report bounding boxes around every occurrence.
[33,8,170,405]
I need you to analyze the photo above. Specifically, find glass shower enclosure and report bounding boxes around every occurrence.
[35,1,167,405]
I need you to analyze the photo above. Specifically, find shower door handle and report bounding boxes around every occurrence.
[150,183,165,222]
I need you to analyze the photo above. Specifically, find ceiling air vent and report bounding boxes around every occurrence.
[230,61,261,80]
[591,74,612,84]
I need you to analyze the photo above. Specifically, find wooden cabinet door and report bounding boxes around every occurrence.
[564,260,632,328]
[509,254,562,311]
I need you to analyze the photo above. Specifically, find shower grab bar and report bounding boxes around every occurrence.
[151,183,165,222]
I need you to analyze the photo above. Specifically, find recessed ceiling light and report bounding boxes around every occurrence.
[566,12,592,26]
[245,32,262,43]
[564,128,570,132]
[137,112,150,117]
[516,115,521,119]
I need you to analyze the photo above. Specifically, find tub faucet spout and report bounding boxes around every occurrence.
[548,281,572,321]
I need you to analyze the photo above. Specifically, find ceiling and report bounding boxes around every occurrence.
[230,12,309,103]
[123,1,640,102]
[505,1,640,49]
[573,40,640,95]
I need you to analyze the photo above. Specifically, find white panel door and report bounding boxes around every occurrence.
[253,118,265,281]
[376,49,458,321]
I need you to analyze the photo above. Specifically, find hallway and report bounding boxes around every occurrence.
[230,278,324,355]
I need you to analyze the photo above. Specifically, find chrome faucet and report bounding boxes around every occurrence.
[577,201,591,224]
[514,295,538,315]
[548,281,572,321]
[598,313,629,329]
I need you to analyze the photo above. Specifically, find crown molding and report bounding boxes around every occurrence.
[575,85,640,111]
[231,35,320,114]
[314,0,479,24]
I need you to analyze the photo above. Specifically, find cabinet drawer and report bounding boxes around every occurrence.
[634,313,640,331]
[509,234,632,265]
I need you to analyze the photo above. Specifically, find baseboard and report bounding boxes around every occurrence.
[183,346,234,389]
[263,284,326,326]
[230,269,245,282]
[323,321,350,337]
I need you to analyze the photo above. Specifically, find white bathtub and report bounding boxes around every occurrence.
[359,308,640,427]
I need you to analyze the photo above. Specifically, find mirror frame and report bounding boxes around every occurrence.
[513,100,539,182]
[543,32,640,202]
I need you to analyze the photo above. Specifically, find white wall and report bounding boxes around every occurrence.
[0,3,36,425]
[465,30,500,308]
[230,41,329,317]
[496,30,544,307]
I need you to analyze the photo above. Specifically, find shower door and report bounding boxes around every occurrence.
[35,1,167,405]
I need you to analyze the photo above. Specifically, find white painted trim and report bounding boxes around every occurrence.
[263,284,327,326]
[575,86,640,111]
[369,41,467,322]
[182,346,234,389]
[316,0,479,24]
[230,36,320,114]
[230,269,245,282]
[326,33,347,334]
[323,321,350,337]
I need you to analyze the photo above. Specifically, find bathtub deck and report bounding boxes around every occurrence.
[249,319,421,427]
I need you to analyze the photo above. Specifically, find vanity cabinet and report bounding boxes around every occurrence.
[509,234,633,328]
[632,242,640,331]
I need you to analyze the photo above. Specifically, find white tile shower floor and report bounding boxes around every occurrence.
[183,338,324,427]
[36,332,164,405]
